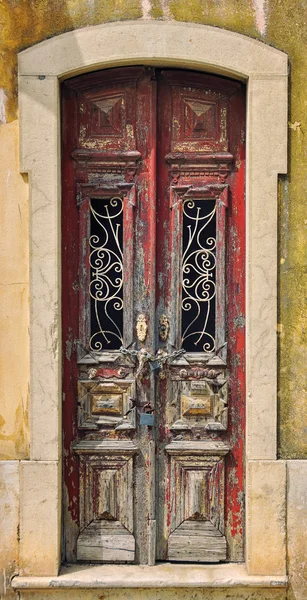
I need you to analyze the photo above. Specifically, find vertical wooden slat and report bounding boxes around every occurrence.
[62,80,80,562]
[133,69,157,564]
[215,187,228,357]
[123,191,135,349]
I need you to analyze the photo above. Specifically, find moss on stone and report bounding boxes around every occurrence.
[168,0,258,37]
[264,0,307,458]
[150,0,164,19]
[0,0,142,121]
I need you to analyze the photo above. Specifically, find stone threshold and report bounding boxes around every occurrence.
[12,564,288,589]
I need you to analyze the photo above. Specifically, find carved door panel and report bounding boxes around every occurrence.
[62,68,245,565]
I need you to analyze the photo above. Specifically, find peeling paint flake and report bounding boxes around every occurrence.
[252,0,267,35]
[142,0,151,18]
[289,121,302,131]
[0,89,7,124]
[5,169,10,189]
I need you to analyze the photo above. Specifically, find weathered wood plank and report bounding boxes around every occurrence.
[168,521,226,562]
[77,521,135,563]
[73,440,138,454]
[148,519,156,566]
[165,440,229,455]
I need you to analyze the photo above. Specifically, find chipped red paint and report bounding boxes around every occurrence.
[225,86,246,550]
[62,81,80,543]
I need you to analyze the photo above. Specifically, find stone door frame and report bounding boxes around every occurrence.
[18,20,288,578]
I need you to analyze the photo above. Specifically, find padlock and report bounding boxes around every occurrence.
[140,412,155,426]
[149,359,160,372]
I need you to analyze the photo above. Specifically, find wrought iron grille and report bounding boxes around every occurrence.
[181,198,216,352]
[89,196,124,351]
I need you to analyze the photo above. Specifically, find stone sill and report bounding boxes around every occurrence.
[12,564,288,590]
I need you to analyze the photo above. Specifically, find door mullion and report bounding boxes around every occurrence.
[133,69,157,565]
[148,71,158,566]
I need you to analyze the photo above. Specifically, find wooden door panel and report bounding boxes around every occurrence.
[75,441,137,562]
[166,441,228,562]
[62,67,245,565]
[75,67,140,152]
[156,70,245,562]
[62,67,157,564]
[168,367,228,433]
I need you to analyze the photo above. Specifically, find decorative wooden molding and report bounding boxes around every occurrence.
[165,441,229,562]
[77,348,135,365]
[175,367,223,380]
[75,180,137,207]
[169,181,228,209]
[74,440,138,563]
[165,440,229,455]
[77,378,136,431]
[162,70,238,155]
[170,374,228,432]
[73,440,138,454]
[170,354,227,367]
[72,149,142,184]
[79,365,132,379]
[166,152,233,185]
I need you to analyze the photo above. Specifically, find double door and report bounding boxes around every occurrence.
[62,67,245,564]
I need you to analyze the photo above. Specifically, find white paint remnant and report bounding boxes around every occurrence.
[0,89,7,124]
[6,169,11,189]
[161,0,171,18]
[289,121,302,131]
[253,0,267,36]
[142,0,151,19]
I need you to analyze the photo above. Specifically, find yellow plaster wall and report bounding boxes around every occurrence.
[0,0,306,458]
[0,120,29,460]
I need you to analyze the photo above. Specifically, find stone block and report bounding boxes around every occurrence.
[287,460,307,600]
[0,461,19,572]
[20,461,60,576]
[246,460,286,575]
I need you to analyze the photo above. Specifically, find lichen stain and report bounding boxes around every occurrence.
[0,401,29,460]
[150,0,164,19]
[266,0,307,459]
[0,0,142,122]
[168,0,258,37]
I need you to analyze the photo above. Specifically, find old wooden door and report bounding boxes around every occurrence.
[62,67,245,565]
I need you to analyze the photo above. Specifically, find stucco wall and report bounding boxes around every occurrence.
[0,0,306,463]
[0,2,306,599]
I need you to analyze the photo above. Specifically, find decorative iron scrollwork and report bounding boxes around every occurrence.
[89,197,124,351]
[181,198,216,353]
